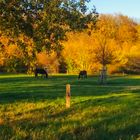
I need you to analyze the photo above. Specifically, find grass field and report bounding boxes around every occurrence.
[0,74,140,140]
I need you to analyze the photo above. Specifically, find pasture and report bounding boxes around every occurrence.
[0,74,140,140]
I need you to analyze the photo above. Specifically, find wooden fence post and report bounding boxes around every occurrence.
[66,84,71,108]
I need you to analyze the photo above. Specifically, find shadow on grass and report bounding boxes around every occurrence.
[48,94,140,140]
[107,76,140,86]
[0,86,65,104]
[0,75,139,104]
[1,93,139,140]
[63,118,140,140]
[0,85,127,104]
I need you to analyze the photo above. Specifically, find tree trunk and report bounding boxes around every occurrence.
[99,65,107,84]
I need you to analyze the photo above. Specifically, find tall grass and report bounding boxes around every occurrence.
[0,74,140,140]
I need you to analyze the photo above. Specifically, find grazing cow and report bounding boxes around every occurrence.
[35,68,48,78]
[78,70,87,79]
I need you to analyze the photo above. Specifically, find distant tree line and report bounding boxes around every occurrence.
[62,14,140,74]
[0,1,140,74]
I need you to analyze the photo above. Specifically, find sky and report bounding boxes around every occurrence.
[87,0,140,19]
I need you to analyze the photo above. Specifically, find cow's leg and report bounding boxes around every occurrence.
[78,74,80,79]
[46,73,48,78]
[35,72,37,77]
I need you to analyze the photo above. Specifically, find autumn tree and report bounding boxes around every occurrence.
[0,32,25,72]
[115,15,139,74]
[0,31,36,73]
[62,32,94,73]
[91,14,139,83]
[91,15,120,84]
[120,24,140,74]
[0,0,98,72]
[117,15,138,44]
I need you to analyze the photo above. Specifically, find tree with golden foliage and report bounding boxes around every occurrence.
[91,15,120,83]
[0,32,36,73]
[62,32,94,74]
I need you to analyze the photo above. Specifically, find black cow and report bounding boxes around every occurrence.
[35,68,48,78]
[78,70,87,79]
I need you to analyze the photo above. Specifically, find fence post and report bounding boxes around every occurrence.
[66,84,71,108]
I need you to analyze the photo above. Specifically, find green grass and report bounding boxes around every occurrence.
[0,74,140,140]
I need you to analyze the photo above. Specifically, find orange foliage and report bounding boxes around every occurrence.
[0,14,140,74]
[62,32,95,73]
[37,51,59,73]
[62,14,139,74]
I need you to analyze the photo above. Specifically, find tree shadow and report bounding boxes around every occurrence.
[0,91,139,140]
[107,76,140,86]
[0,75,139,104]
[0,85,65,104]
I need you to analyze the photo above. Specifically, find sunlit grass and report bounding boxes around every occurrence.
[0,74,140,140]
